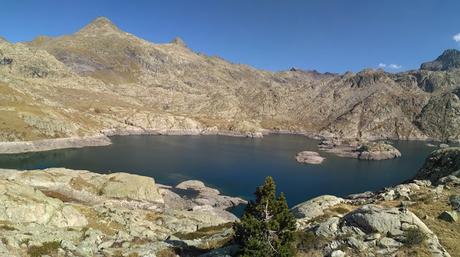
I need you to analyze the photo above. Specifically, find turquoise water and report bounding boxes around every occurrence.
[0,135,440,207]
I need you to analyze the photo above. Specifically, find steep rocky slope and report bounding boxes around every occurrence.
[0,17,459,150]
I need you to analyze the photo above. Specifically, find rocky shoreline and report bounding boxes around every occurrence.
[0,128,266,155]
[0,127,451,155]
[0,135,112,154]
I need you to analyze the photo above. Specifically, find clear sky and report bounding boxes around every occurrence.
[2,0,460,73]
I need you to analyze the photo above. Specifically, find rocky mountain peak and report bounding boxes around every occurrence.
[420,48,460,71]
[0,36,8,44]
[76,16,122,36]
[171,37,187,47]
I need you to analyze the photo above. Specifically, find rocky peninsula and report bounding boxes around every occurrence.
[319,139,402,160]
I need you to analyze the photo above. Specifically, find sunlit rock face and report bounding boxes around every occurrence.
[0,168,245,256]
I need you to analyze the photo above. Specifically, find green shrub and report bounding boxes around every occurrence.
[0,225,16,231]
[27,241,61,257]
[296,231,328,251]
[174,222,233,240]
[234,177,297,257]
[402,228,427,246]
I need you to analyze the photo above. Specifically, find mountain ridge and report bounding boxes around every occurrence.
[0,17,459,149]
[421,49,460,71]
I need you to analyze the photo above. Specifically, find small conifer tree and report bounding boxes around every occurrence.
[234,176,296,257]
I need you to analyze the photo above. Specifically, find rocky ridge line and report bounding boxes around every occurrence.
[0,17,459,149]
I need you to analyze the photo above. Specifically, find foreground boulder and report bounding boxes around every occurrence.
[1,168,164,209]
[99,172,163,202]
[343,205,431,236]
[292,195,344,227]
[294,187,454,257]
[0,179,87,227]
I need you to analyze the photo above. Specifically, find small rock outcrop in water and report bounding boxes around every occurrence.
[295,151,325,164]
[354,141,402,160]
[319,139,401,160]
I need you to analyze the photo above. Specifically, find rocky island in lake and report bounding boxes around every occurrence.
[296,151,326,164]
[319,139,402,160]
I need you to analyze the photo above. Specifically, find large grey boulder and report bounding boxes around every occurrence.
[343,205,431,236]
[0,168,165,207]
[303,204,451,257]
[0,179,87,227]
[292,195,344,228]
[438,211,458,223]
[100,172,163,203]
[449,195,460,211]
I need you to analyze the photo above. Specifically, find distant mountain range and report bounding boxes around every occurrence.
[0,17,459,143]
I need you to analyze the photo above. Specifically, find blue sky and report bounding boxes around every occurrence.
[1,0,460,73]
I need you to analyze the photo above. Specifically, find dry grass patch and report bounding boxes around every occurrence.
[409,187,460,257]
[27,241,60,257]
[295,231,329,257]
[173,222,233,241]
[69,176,98,193]
[394,246,432,257]
[42,190,79,203]
[156,248,177,257]
[144,211,163,223]
[74,205,123,236]
[326,203,357,216]
[0,224,16,231]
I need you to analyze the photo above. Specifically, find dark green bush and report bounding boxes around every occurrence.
[402,228,427,246]
[234,177,297,257]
